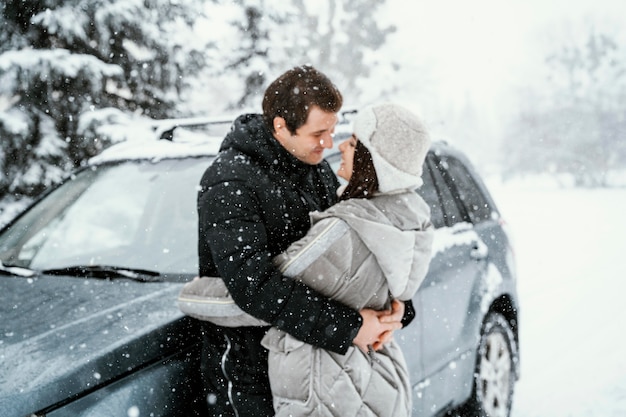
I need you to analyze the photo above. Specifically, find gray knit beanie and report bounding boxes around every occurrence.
[353,103,431,193]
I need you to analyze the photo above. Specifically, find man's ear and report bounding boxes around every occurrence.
[273,116,286,133]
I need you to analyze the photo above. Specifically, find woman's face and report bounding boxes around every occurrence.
[337,135,357,182]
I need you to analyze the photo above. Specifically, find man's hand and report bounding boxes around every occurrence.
[371,300,405,350]
[380,299,405,324]
[353,300,405,353]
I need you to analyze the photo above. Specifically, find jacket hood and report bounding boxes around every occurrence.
[221,114,311,178]
[311,191,433,299]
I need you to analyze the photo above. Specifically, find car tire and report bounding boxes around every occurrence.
[459,311,517,417]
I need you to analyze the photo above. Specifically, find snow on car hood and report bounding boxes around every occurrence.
[0,275,192,415]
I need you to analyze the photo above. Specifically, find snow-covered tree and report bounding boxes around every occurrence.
[0,0,402,205]
[200,0,399,111]
[0,0,209,198]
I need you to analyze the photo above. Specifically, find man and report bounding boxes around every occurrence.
[197,65,411,416]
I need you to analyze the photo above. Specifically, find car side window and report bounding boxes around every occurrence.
[442,157,493,224]
[415,156,445,229]
[428,155,464,227]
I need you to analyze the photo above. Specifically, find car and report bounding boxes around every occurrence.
[0,114,519,417]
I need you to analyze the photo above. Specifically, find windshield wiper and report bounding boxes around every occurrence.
[0,262,36,277]
[41,265,162,282]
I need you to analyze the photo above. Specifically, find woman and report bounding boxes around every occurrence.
[261,103,434,417]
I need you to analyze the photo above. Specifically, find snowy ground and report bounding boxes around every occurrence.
[485,178,626,417]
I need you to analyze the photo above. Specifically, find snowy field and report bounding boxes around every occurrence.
[485,178,626,417]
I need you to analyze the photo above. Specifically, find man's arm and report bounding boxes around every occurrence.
[199,180,363,354]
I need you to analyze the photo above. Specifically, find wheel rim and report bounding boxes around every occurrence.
[477,331,512,417]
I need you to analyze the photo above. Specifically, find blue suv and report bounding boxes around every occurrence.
[0,116,519,417]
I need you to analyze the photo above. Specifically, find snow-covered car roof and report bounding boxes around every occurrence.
[89,112,357,166]
[88,116,232,165]
[89,130,223,165]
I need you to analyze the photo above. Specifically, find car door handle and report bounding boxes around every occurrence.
[470,240,488,261]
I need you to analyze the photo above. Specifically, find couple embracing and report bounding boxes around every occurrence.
[191,65,433,417]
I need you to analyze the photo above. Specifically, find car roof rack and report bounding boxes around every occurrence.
[339,108,357,123]
[153,108,359,141]
[152,116,236,141]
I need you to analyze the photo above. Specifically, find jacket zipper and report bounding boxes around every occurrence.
[221,334,239,417]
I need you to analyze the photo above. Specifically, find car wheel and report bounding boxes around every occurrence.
[462,311,517,417]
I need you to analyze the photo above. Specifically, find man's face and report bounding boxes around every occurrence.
[273,106,337,165]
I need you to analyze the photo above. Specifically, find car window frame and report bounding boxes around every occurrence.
[415,153,446,229]
[432,153,494,225]
[426,153,469,227]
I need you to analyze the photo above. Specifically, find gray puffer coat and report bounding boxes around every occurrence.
[261,190,434,417]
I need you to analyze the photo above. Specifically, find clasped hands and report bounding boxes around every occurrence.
[353,299,405,353]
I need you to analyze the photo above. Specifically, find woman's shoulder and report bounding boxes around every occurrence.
[275,216,351,276]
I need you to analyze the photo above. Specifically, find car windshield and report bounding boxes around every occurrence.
[0,157,211,280]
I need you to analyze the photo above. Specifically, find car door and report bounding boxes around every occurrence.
[412,153,490,414]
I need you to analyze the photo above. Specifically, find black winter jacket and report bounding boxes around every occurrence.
[197,114,361,354]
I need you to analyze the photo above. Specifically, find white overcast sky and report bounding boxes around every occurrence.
[380,0,626,105]
[383,0,625,114]
[381,0,626,148]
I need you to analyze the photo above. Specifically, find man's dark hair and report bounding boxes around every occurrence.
[262,65,343,134]
[339,140,379,200]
